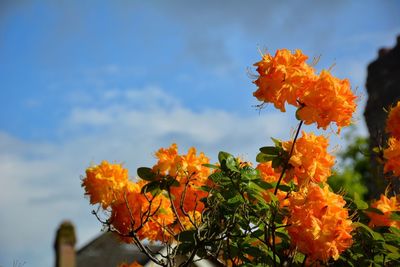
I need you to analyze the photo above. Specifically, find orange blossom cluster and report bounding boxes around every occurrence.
[367,194,400,229]
[281,131,335,186]
[287,184,353,263]
[152,143,210,216]
[82,161,175,242]
[384,100,400,177]
[253,49,357,132]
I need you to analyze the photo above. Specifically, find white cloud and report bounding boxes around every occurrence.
[0,86,290,266]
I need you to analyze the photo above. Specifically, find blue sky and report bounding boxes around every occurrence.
[0,1,399,266]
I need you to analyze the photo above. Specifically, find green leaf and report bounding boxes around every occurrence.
[372,146,381,153]
[141,181,162,196]
[365,207,384,215]
[387,252,400,261]
[275,230,289,241]
[271,137,281,147]
[241,168,258,181]
[164,177,180,188]
[383,243,400,255]
[250,229,264,238]
[259,146,278,155]
[390,226,400,236]
[248,181,263,192]
[218,151,238,172]
[227,194,243,205]
[271,158,282,168]
[256,152,275,163]
[199,185,211,192]
[390,211,400,221]
[202,163,220,169]
[257,180,274,190]
[352,222,384,241]
[137,167,156,181]
[209,172,225,183]
[354,192,368,210]
[218,151,233,163]
[226,155,239,172]
[295,107,303,120]
[267,192,278,203]
[277,184,291,192]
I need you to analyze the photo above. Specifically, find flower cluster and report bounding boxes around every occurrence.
[153,144,210,215]
[82,161,129,209]
[384,100,400,177]
[109,181,174,242]
[281,131,335,186]
[296,70,356,131]
[253,49,315,112]
[384,137,400,177]
[253,49,357,132]
[253,50,356,263]
[287,184,353,262]
[82,162,175,242]
[82,144,210,243]
[367,194,400,229]
[82,48,372,266]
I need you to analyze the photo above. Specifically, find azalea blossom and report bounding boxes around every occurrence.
[281,132,335,186]
[287,183,353,262]
[367,194,400,229]
[384,137,400,177]
[82,160,129,209]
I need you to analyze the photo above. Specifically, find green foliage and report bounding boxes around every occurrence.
[328,132,369,199]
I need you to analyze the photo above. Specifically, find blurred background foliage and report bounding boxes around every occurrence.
[329,128,371,200]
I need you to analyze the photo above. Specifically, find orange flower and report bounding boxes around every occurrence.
[253,49,316,112]
[281,132,334,186]
[384,137,400,177]
[296,70,357,133]
[152,144,210,215]
[256,162,288,204]
[171,210,202,234]
[82,161,129,209]
[109,181,174,242]
[253,49,357,132]
[170,184,208,216]
[367,194,400,229]
[153,144,209,183]
[386,101,400,140]
[287,183,353,262]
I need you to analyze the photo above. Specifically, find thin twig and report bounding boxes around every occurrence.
[274,120,303,195]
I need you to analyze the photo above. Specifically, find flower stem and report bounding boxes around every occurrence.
[274,120,303,195]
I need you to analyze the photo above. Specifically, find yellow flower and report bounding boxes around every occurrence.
[82,161,129,209]
[281,132,334,186]
[384,137,400,177]
[386,100,400,140]
[367,194,400,229]
[253,49,316,112]
[287,183,353,262]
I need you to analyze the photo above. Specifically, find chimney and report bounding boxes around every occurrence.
[54,221,77,267]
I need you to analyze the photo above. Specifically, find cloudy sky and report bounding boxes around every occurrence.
[0,1,399,266]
